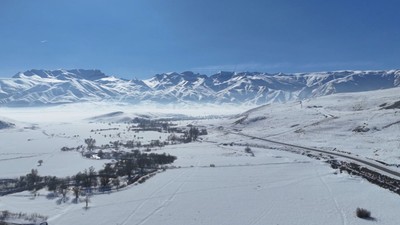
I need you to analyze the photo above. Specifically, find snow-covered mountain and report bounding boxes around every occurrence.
[0,69,150,106]
[0,69,399,106]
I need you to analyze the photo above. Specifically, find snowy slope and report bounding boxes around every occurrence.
[226,86,400,165]
[0,69,151,105]
[1,69,400,106]
[2,88,400,224]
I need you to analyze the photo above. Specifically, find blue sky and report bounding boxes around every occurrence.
[1,0,400,79]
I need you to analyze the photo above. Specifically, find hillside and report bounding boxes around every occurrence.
[226,86,400,165]
[0,69,399,106]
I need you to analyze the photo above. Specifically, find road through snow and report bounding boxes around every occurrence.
[227,131,400,179]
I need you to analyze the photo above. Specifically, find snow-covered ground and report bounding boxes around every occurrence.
[1,88,400,224]
[0,103,246,177]
[228,87,400,165]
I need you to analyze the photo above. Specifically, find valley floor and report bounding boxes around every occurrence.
[2,140,400,225]
[1,91,400,225]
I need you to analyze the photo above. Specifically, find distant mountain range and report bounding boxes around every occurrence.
[0,69,399,106]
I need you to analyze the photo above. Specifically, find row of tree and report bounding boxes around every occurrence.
[6,151,177,197]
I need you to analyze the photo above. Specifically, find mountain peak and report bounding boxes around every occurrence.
[2,69,400,106]
[13,69,108,81]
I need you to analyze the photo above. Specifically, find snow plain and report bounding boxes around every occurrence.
[1,88,400,225]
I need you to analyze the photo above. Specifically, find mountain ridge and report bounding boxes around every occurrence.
[0,69,399,106]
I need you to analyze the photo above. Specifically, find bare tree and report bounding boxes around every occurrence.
[73,187,80,200]
[84,138,96,150]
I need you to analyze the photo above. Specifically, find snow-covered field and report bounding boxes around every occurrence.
[228,87,400,165]
[1,88,400,224]
[0,103,247,177]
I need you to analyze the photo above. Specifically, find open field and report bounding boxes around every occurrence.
[1,88,400,224]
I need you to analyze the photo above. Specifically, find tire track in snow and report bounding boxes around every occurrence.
[315,168,347,225]
[135,167,196,225]
[48,201,82,223]
[0,153,48,161]
[136,181,186,225]
[247,205,272,225]
[119,170,188,225]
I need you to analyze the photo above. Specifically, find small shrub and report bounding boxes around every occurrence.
[245,146,255,156]
[138,176,148,184]
[245,146,252,153]
[356,207,371,219]
[1,210,9,220]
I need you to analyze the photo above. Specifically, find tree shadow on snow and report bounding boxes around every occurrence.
[361,217,377,222]
[46,192,58,200]
[56,197,70,205]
